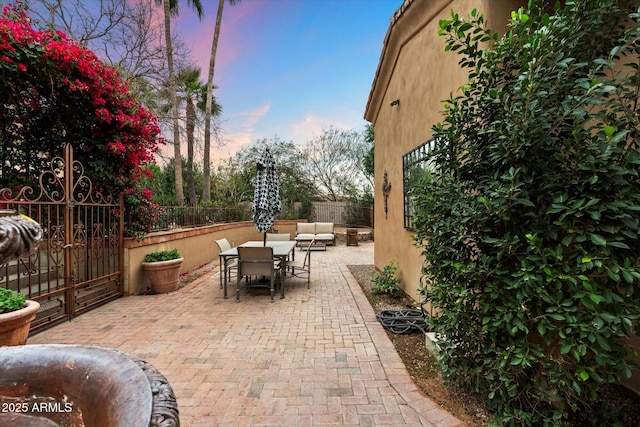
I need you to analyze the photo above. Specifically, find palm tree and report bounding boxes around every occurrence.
[155,0,204,205]
[158,65,222,205]
[202,0,240,202]
[178,67,203,205]
[177,67,221,205]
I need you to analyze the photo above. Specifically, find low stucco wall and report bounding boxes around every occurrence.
[123,220,299,295]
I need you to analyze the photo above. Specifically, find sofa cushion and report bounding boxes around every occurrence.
[315,222,334,234]
[297,223,316,234]
[295,233,316,241]
[315,233,335,241]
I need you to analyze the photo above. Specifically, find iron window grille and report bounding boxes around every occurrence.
[402,138,438,230]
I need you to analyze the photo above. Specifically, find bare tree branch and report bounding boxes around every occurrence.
[302,127,369,201]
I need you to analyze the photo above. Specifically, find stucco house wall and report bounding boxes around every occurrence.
[364,0,526,303]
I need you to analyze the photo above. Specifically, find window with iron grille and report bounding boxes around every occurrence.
[402,138,437,230]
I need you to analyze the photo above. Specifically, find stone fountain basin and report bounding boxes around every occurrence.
[0,344,179,427]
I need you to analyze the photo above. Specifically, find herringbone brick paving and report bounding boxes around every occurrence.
[30,240,465,426]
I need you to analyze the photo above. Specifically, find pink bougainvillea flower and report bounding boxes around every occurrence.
[0,1,162,239]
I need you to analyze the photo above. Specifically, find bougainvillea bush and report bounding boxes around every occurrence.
[0,2,162,238]
[413,1,640,425]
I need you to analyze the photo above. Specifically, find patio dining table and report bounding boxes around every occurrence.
[218,240,296,299]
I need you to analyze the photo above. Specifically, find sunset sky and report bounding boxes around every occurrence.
[172,0,401,158]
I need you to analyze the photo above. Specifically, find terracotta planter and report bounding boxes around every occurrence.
[0,299,40,346]
[142,258,183,294]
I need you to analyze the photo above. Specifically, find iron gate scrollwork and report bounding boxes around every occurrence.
[0,144,124,333]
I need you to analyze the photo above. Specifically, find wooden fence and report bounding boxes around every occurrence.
[310,202,374,227]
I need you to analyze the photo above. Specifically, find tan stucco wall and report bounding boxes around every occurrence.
[366,0,526,305]
[124,221,299,295]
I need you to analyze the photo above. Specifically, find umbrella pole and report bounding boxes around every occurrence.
[263,232,267,246]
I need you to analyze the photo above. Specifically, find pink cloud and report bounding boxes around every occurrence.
[213,101,272,157]
[290,114,354,142]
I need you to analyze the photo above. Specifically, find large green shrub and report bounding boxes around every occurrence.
[412,1,640,425]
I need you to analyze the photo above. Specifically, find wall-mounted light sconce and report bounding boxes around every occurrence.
[389,99,400,107]
[382,170,391,219]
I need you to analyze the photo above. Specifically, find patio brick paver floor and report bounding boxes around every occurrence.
[29,240,465,426]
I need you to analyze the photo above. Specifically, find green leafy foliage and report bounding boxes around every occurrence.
[143,248,181,262]
[0,288,26,314]
[413,1,640,425]
[371,260,402,297]
[207,137,318,219]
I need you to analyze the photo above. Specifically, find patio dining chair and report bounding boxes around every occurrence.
[282,239,313,289]
[215,238,237,290]
[266,233,293,263]
[236,246,282,303]
[266,233,290,241]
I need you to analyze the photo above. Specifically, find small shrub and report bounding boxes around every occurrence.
[143,248,181,262]
[371,261,402,297]
[0,288,26,314]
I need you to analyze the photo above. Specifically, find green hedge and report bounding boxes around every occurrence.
[413,1,640,425]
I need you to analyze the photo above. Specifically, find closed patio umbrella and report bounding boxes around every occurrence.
[252,148,282,245]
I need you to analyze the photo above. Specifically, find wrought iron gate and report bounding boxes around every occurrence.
[0,144,124,333]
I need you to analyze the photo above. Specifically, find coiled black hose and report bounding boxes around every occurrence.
[376,302,431,334]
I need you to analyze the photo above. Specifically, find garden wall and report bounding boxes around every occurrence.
[123,220,299,296]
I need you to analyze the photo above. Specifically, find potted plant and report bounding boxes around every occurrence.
[141,248,183,294]
[0,288,40,346]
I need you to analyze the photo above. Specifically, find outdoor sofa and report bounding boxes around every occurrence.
[295,222,336,247]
